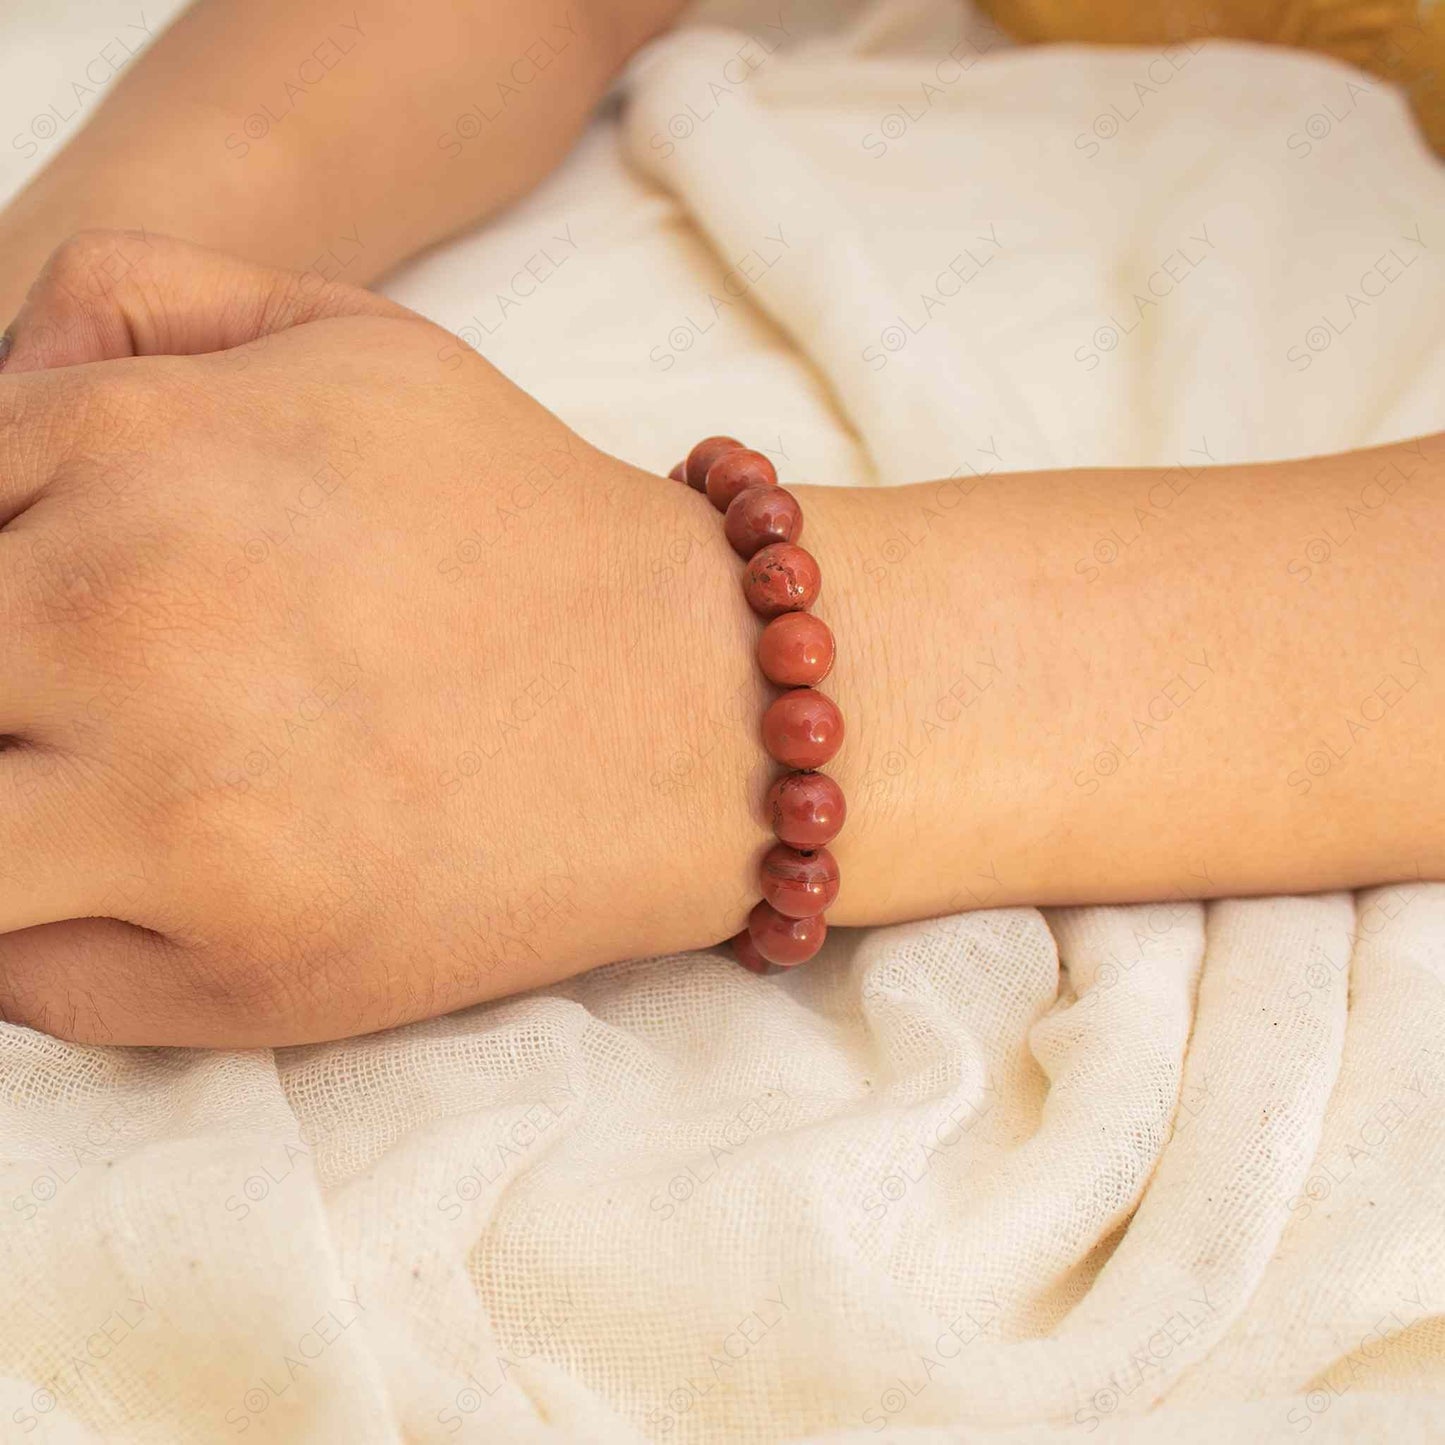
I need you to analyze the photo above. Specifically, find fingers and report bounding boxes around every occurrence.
[0,229,413,372]
[0,366,83,525]
[0,917,191,1045]
[0,745,146,934]
[0,913,314,1048]
[0,746,185,1043]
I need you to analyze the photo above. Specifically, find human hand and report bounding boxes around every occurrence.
[0,234,769,1046]
[10,236,1436,1051]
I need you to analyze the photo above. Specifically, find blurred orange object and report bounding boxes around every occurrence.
[975,0,1445,157]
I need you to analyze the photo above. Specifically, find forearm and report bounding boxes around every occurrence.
[793,433,1445,923]
[0,0,681,319]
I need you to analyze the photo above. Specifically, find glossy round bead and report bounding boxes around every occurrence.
[684,435,743,492]
[705,448,776,512]
[725,486,803,559]
[758,612,834,687]
[766,771,846,848]
[743,543,821,618]
[731,930,777,974]
[760,843,839,918]
[747,899,826,965]
[761,688,844,768]
[668,461,686,482]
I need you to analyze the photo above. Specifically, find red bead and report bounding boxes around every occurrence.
[705,448,776,512]
[765,771,846,848]
[761,843,839,918]
[758,612,834,687]
[743,544,821,618]
[731,930,778,974]
[747,900,826,965]
[761,689,844,768]
[684,435,743,492]
[668,461,686,482]
[725,486,803,559]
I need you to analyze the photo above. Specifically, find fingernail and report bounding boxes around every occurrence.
[0,328,12,371]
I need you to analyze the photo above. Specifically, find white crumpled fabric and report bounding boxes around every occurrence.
[0,0,1443,1439]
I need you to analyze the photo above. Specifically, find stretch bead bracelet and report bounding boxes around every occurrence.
[667,436,846,973]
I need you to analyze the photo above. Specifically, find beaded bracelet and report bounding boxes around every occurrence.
[667,436,846,973]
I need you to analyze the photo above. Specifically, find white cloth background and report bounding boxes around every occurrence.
[1,0,1444,1440]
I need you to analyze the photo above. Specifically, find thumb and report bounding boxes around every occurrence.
[0,229,413,372]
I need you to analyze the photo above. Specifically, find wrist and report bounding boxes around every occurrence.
[626,464,775,945]
[640,472,931,946]
[600,465,887,959]
[787,484,945,927]
[794,481,1029,927]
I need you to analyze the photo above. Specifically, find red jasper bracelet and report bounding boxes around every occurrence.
[667,436,846,973]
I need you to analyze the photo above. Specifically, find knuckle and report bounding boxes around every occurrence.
[59,360,192,466]
[269,268,363,321]
[341,312,457,369]
[18,232,161,364]
[0,363,76,437]
[19,515,176,658]
[9,527,112,635]
[174,938,291,1016]
[175,903,353,1030]
[39,228,152,304]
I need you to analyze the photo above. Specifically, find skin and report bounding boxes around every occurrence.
[0,236,775,1045]
[0,0,688,321]
[0,5,1440,1046]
